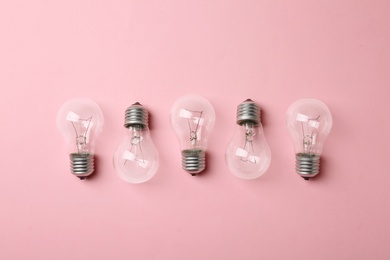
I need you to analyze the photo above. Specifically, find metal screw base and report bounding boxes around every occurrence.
[124,102,149,128]
[70,153,94,179]
[236,99,261,125]
[296,153,320,180]
[181,150,206,176]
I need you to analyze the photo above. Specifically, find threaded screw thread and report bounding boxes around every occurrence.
[236,99,261,125]
[70,153,94,179]
[181,149,206,176]
[295,153,320,180]
[124,102,149,128]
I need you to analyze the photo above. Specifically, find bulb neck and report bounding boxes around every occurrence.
[295,153,320,180]
[124,102,149,129]
[236,99,261,126]
[69,153,94,179]
[181,149,206,176]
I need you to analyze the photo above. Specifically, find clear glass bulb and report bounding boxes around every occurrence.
[170,94,215,176]
[56,98,104,179]
[113,102,159,183]
[286,98,333,180]
[225,99,271,179]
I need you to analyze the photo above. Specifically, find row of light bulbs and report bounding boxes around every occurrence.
[57,95,333,183]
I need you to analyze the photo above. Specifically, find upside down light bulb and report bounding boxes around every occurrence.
[56,98,104,179]
[170,94,215,176]
[286,98,333,180]
[225,99,271,179]
[113,102,159,183]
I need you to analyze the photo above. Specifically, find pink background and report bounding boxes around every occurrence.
[1,0,390,259]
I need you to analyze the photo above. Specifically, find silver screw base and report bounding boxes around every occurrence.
[70,153,94,179]
[124,102,148,128]
[181,150,206,176]
[236,99,260,125]
[296,153,320,180]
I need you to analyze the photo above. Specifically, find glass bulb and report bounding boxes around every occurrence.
[286,98,333,180]
[225,99,271,179]
[56,98,104,179]
[170,94,215,176]
[113,102,159,183]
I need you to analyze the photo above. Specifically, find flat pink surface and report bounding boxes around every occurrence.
[1,0,390,259]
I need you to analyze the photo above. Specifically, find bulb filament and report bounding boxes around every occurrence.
[124,126,146,167]
[184,109,203,148]
[301,115,320,154]
[71,116,92,154]
[240,123,258,164]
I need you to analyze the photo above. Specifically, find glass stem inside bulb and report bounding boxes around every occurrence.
[300,115,320,155]
[123,125,146,167]
[76,136,88,154]
[240,122,258,164]
[185,109,203,149]
[71,116,93,155]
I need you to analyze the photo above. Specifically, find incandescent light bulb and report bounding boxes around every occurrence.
[56,98,104,179]
[225,99,271,179]
[113,102,159,183]
[286,98,333,180]
[170,94,215,176]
